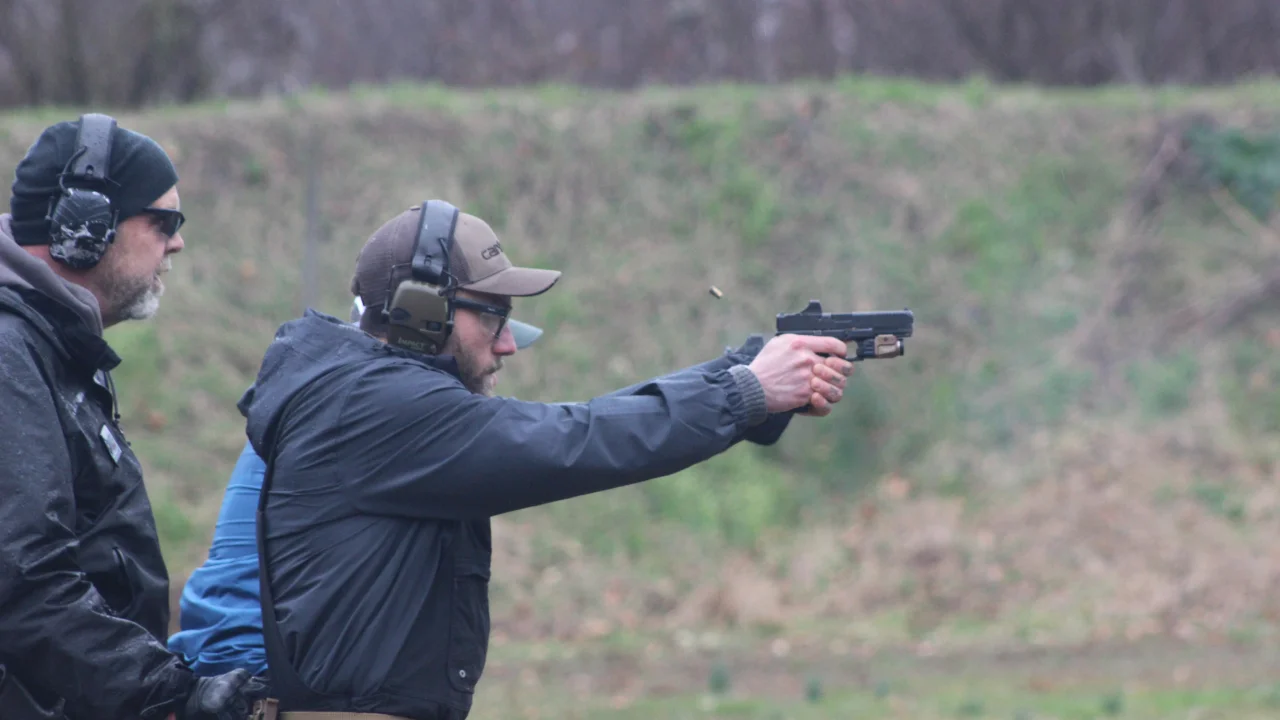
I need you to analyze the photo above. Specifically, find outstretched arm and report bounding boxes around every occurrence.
[337,359,767,519]
[601,334,794,445]
[274,333,849,521]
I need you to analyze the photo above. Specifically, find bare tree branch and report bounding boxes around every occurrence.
[0,0,1277,108]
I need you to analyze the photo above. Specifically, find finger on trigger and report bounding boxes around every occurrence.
[819,355,850,375]
[823,355,853,373]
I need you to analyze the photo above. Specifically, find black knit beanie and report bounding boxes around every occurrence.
[9,116,179,246]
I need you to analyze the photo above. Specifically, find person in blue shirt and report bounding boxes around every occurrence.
[167,298,545,677]
[167,440,272,676]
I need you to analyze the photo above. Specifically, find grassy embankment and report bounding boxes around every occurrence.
[5,76,1280,718]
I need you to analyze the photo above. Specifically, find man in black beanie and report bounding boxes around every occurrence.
[0,113,264,720]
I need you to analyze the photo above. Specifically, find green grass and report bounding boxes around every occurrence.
[467,631,1280,720]
[542,685,1278,720]
[2,77,1278,573]
[8,76,1280,720]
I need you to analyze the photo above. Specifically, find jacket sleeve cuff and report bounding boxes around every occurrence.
[727,364,769,427]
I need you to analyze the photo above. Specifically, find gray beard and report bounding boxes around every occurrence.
[117,284,162,321]
[104,257,169,323]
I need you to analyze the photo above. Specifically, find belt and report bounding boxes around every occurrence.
[252,698,413,720]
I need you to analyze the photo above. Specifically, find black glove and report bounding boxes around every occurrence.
[178,669,268,720]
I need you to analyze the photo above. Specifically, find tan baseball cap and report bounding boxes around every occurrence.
[350,202,561,326]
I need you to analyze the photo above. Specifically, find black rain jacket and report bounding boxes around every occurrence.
[0,215,194,719]
[239,309,791,719]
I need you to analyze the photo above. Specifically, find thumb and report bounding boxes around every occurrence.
[785,334,848,357]
[192,669,249,713]
[242,676,270,699]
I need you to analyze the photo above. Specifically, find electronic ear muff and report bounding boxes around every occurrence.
[384,200,461,355]
[45,113,119,270]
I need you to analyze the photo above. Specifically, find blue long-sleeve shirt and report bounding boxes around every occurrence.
[167,441,270,676]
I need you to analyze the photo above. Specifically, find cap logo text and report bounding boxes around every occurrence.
[480,242,503,260]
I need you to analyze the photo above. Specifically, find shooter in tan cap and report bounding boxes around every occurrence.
[229,200,853,720]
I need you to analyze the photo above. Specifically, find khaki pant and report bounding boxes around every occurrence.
[252,698,412,720]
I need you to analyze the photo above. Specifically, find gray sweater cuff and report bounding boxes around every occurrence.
[727,364,769,427]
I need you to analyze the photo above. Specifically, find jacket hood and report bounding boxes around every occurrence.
[0,213,105,336]
[0,214,118,371]
[238,309,460,460]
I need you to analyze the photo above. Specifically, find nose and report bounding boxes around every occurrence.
[168,231,185,254]
[493,323,518,356]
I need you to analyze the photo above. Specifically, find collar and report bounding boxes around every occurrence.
[0,286,121,372]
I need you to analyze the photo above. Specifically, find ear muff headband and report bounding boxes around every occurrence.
[412,200,460,288]
[70,113,115,182]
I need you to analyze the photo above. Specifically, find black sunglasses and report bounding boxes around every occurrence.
[140,207,185,237]
[451,296,511,340]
